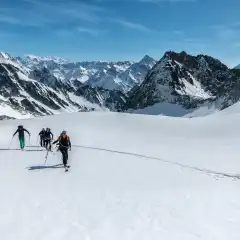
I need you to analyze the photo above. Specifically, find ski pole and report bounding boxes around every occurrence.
[8,137,14,150]
[44,149,49,165]
[29,135,31,147]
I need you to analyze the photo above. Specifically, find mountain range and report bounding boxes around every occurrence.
[21,54,156,93]
[0,51,240,119]
[0,52,128,119]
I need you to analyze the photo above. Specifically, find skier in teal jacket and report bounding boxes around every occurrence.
[13,125,30,149]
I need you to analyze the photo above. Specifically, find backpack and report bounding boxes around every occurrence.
[58,135,70,146]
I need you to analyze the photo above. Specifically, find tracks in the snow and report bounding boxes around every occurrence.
[1,145,240,180]
[72,145,240,181]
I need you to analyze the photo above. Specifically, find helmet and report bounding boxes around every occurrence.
[61,130,67,135]
[18,125,23,129]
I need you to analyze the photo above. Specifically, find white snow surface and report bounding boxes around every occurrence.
[175,73,212,100]
[68,93,109,112]
[131,101,220,117]
[0,111,240,239]
[0,104,33,119]
[132,102,192,116]
[25,55,71,64]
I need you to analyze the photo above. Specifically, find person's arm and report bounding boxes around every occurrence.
[24,129,30,135]
[39,131,42,136]
[13,129,18,137]
[69,139,71,150]
[52,136,60,145]
[50,132,54,140]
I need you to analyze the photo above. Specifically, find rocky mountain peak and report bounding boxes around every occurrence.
[0,52,11,60]
[138,55,156,67]
[126,51,240,115]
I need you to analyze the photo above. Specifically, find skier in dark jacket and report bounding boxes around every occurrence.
[53,130,71,170]
[39,128,46,147]
[44,128,53,150]
[13,125,30,150]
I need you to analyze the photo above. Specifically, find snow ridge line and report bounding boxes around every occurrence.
[72,145,240,180]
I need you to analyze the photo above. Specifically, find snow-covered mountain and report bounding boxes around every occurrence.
[0,52,128,119]
[25,54,71,65]
[3,51,240,119]
[0,109,240,239]
[234,64,240,69]
[20,54,156,93]
[126,51,240,116]
[119,55,156,90]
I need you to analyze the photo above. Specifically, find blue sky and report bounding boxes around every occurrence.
[0,0,239,66]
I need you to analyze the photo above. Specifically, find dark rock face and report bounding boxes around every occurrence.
[75,85,127,111]
[29,67,58,87]
[125,51,240,112]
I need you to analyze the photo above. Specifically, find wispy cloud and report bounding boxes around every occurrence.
[0,7,50,27]
[27,0,104,23]
[0,0,105,27]
[77,27,102,36]
[113,19,157,32]
[56,27,104,37]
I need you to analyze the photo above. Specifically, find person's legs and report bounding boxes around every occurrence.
[66,150,68,164]
[48,141,52,151]
[44,140,47,148]
[40,138,43,147]
[47,140,51,150]
[60,149,68,167]
[19,136,25,149]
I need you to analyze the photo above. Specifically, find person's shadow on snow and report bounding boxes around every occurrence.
[27,164,64,170]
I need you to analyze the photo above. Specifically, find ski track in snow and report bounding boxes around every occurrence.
[2,145,240,180]
[0,111,240,240]
[71,145,240,180]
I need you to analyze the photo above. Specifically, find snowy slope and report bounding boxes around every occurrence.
[0,111,240,239]
[130,101,223,117]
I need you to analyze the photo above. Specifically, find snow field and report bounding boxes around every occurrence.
[0,111,239,239]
